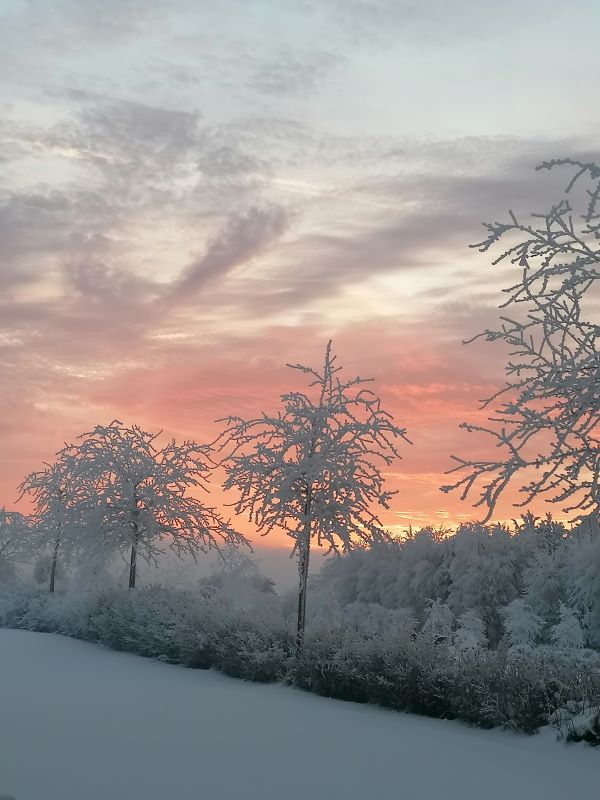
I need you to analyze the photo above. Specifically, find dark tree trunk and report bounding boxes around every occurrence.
[129,520,140,590]
[295,518,311,658]
[49,532,61,595]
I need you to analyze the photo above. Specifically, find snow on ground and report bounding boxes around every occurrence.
[0,629,597,800]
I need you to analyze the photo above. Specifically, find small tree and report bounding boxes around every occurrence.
[442,159,599,523]
[0,508,29,585]
[18,458,89,593]
[67,421,247,589]
[218,341,410,654]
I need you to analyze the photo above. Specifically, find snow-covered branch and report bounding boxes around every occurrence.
[442,159,599,523]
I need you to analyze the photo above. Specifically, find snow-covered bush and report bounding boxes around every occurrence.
[567,710,600,746]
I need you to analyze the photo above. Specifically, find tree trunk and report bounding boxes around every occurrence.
[295,518,311,658]
[49,532,61,595]
[129,520,139,590]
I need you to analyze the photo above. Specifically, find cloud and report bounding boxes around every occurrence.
[0,186,120,292]
[249,50,341,97]
[197,145,269,178]
[306,0,579,48]
[49,96,202,195]
[20,0,174,45]
[165,205,290,306]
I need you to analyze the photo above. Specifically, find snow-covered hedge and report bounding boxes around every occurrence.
[1,582,599,737]
[0,584,292,682]
[293,628,600,734]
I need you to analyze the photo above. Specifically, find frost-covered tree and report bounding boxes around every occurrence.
[67,421,247,589]
[0,508,29,585]
[342,601,416,638]
[550,603,584,651]
[218,341,410,654]
[564,526,600,648]
[445,523,522,643]
[0,507,28,560]
[18,458,90,593]
[421,599,454,643]
[523,548,565,626]
[453,608,488,654]
[395,528,449,617]
[517,511,567,554]
[33,553,67,588]
[503,598,543,655]
[443,159,599,524]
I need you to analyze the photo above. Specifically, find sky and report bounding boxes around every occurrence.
[1,0,600,546]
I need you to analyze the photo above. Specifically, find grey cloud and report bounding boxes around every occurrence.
[0,188,117,290]
[65,260,157,306]
[60,97,201,176]
[0,201,290,368]
[166,205,289,306]
[197,145,270,178]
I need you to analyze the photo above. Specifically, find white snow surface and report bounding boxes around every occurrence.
[1,629,597,800]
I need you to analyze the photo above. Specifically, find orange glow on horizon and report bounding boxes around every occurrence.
[1,321,564,546]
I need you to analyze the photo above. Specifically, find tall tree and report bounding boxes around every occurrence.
[442,159,599,524]
[66,421,247,589]
[218,341,410,654]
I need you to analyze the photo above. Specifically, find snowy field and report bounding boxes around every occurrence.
[1,629,597,800]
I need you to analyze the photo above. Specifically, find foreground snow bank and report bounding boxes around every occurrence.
[0,629,597,800]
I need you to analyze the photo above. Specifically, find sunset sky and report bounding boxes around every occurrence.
[2,0,600,546]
